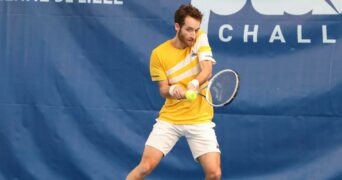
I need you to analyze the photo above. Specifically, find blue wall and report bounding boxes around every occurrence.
[0,1,341,179]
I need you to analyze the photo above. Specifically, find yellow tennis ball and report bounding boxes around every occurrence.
[185,90,197,101]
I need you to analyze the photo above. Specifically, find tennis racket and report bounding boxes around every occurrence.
[197,69,240,107]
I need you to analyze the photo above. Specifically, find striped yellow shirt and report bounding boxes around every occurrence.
[150,31,215,124]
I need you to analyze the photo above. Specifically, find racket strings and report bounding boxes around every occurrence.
[207,70,238,107]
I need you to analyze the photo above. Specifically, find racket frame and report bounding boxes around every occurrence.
[199,69,240,107]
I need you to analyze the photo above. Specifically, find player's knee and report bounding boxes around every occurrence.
[137,163,154,177]
[205,168,221,180]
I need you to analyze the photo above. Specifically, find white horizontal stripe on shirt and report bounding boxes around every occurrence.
[166,52,197,76]
[168,64,201,84]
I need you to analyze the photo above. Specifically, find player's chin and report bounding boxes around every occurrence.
[186,41,194,47]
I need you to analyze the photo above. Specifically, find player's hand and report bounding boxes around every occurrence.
[169,85,186,100]
[172,86,186,99]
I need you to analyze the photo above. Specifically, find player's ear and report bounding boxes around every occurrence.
[175,23,180,32]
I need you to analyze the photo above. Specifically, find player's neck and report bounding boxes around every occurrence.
[170,37,187,49]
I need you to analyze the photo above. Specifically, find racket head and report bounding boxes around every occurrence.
[205,69,240,107]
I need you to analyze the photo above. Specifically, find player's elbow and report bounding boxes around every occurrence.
[160,93,167,99]
[159,89,169,98]
[208,72,212,79]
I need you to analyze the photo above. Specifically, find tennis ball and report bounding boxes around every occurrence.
[185,90,197,101]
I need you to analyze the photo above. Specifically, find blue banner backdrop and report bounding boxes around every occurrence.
[0,0,341,179]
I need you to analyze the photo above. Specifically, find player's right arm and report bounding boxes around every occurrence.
[150,49,185,100]
[158,80,185,100]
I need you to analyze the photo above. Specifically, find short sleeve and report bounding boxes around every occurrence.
[193,32,216,64]
[149,50,167,81]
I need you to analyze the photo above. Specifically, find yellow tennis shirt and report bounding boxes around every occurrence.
[150,31,216,124]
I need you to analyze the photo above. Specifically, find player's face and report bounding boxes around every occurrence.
[177,16,201,47]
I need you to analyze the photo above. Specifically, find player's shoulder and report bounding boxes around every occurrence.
[196,29,208,39]
[152,40,172,54]
[153,40,170,50]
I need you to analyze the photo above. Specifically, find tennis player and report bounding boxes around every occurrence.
[126,4,221,180]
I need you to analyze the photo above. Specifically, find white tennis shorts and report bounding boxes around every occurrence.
[145,120,221,160]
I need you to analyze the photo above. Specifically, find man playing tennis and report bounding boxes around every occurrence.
[126,4,221,180]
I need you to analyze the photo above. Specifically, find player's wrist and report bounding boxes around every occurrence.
[168,84,178,96]
[188,79,199,90]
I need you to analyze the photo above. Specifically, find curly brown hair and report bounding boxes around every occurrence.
[174,4,203,27]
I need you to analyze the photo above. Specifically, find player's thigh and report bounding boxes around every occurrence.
[145,120,182,156]
[198,152,221,173]
[185,122,220,160]
[139,145,164,169]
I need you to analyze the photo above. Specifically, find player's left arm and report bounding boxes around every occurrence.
[187,60,213,90]
[196,60,213,84]
[188,31,215,90]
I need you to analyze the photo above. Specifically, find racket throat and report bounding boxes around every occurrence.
[198,93,206,97]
